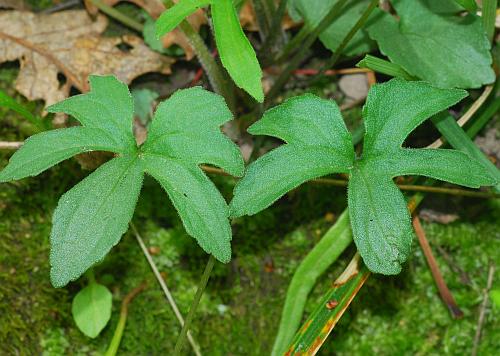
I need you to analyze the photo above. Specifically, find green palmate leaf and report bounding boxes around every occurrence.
[367,0,495,89]
[288,0,379,56]
[47,75,136,150]
[72,282,113,338]
[231,78,497,275]
[212,0,264,102]
[230,94,354,217]
[142,87,244,262]
[1,75,242,287]
[0,127,124,182]
[155,0,210,38]
[50,155,144,287]
[142,87,244,177]
[142,154,232,262]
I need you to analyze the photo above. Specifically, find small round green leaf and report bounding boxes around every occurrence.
[72,283,113,338]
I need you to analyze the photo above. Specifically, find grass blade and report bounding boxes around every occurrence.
[285,254,370,355]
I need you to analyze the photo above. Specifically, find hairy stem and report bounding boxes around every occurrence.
[173,255,216,355]
[265,0,349,105]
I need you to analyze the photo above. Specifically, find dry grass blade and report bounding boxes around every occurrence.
[285,254,370,355]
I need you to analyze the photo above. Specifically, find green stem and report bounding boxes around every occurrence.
[261,0,289,55]
[312,0,378,82]
[357,54,415,81]
[275,25,311,64]
[90,0,144,32]
[173,255,216,355]
[265,0,349,106]
[481,0,497,42]
[162,0,235,110]
[252,0,272,39]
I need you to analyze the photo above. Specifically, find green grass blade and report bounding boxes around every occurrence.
[271,210,353,355]
[356,55,416,81]
[0,90,45,131]
[286,254,370,355]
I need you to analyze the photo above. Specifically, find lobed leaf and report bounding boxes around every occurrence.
[72,282,112,338]
[142,154,232,263]
[230,94,354,217]
[362,79,467,155]
[348,164,413,275]
[50,156,144,287]
[155,0,211,38]
[367,0,495,88]
[142,87,244,177]
[47,75,136,151]
[380,148,497,188]
[0,127,125,182]
[211,0,264,102]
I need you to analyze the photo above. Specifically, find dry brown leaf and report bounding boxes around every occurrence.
[0,10,173,117]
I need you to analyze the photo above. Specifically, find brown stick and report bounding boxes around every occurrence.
[472,264,495,356]
[0,141,23,150]
[412,215,464,319]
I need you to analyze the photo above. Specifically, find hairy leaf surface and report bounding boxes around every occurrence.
[142,154,232,263]
[367,0,495,88]
[0,127,123,182]
[232,79,497,275]
[50,156,144,288]
[47,75,136,150]
[143,87,244,177]
[230,95,354,217]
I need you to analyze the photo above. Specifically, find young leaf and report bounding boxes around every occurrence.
[50,156,144,288]
[288,0,378,56]
[47,75,136,151]
[155,0,210,38]
[142,87,244,263]
[367,0,495,88]
[72,282,113,338]
[232,79,497,275]
[211,0,264,102]
[230,94,354,217]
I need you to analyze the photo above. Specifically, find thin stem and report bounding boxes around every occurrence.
[413,216,463,319]
[261,0,288,54]
[265,0,349,105]
[105,282,147,356]
[173,255,216,356]
[252,0,272,40]
[131,223,202,356]
[312,0,378,81]
[90,0,144,32]
[275,25,311,64]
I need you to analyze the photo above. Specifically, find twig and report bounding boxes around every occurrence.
[472,264,495,356]
[0,32,86,92]
[130,223,202,356]
[429,85,494,148]
[413,216,463,319]
[0,141,22,150]
[105,282,148,356]
[42,0,81,13]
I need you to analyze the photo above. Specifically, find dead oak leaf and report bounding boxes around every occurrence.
[0,10,173,115]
